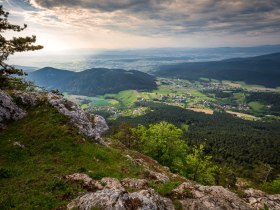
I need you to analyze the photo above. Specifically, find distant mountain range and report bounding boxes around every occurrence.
[28,67,157,96]
[155,52,280,88]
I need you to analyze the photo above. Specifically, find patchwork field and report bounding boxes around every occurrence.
[64,78,280,121]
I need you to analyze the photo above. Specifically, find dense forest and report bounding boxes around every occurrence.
[155,52,280,87]
[28,67,157,96]
[109,102,280,178]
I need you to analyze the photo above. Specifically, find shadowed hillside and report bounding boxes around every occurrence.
[29,67,157,96]
[156,53,280,87]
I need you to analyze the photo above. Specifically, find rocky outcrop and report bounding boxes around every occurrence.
[244,188,280,210]
[66,174,174,210]
[13,91,44,106]
[0,90,26,129]
[47,93,109,142]
[8,91,109,142]
[66,172,280,210]
[172,182,252,210]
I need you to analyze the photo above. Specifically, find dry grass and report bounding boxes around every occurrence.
[226,111,257,120]
[187,108,214,115]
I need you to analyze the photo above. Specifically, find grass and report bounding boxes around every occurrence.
[0,104,144,209]
[248,101,265,112]
[148,181,181,196]
[233,92,246,103]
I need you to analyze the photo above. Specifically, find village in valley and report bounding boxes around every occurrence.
[65,78,280,121]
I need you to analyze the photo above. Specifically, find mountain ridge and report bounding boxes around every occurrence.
[155,52,280,87]
[28,67,157,96]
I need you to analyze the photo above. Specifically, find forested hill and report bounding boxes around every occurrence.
[28,67,157,96]
[155,52,280,87]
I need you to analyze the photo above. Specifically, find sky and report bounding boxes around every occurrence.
[1,0,280,52]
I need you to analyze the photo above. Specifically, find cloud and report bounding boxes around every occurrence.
[2,0,280,49]
[24,0,280,36]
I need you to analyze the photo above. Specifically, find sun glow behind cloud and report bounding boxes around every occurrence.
[1,0,280,52]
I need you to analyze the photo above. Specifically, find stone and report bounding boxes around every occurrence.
[13,141,25,148]
[101,177,124,190]
[65,173,103,191]
[121,178,148,190]
[13,91,44,106]
[172,182,252,210]
[67,188,174,210]
[65,173,93,185]
[0,90,26,128]
[47,92,109,142]
[244,188,280,210]
[146,170,170,183]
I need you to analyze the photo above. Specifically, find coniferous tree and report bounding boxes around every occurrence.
[0,5,43,89]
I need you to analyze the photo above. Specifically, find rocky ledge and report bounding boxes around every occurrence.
[66,173,174,210]
[0,90,109,142]
[65,172,280,210]
[0,90,26,129]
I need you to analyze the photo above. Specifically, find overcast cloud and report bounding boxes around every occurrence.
[1,0,280,49]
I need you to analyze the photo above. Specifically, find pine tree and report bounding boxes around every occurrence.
[0,5,43,89]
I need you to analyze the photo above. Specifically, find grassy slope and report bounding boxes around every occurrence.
[0,104,144,209]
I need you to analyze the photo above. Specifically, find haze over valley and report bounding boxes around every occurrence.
[1,1,280,209]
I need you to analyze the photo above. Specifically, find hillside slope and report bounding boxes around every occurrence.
[0,91,279,209]
[156,52,280,87]
[28,67,157,96]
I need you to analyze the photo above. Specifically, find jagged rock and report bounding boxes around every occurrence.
[145,170,170,183]
[244,188,280,210]
[0,90,26,128]
[65,173,103,191]
[11,91,109,141]
[65,173,93,185]
[13,141,25,148]
[67,188,174,210]
[121,178,148,190]
[13,91,44,106]
[101,177,124,190]
[47,93,109,142]
[172,182,252,210]
[66,174,174,210]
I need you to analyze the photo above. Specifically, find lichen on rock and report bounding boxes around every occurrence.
[9,91,109,143]
[0,90,26,129]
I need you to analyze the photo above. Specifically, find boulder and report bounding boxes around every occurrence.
[13,91,44,106]
[67,188,174,210]
[0,90,26,128]
[244,188,280,210]
[172,182,252,210]
[47,93,109,142]
[121,178,148,190]
[66,173,174,210]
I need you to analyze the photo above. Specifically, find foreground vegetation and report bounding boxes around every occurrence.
[111,102,280,175]
[111,121,280,194]
[0,104,145,209]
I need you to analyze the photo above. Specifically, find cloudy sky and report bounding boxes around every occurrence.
[1,0,280,51]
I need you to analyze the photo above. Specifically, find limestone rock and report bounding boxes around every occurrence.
[67,188,174,210]
[244,188,280,210]
[13,91,44,106]
[65,173,103,191]
[146,170,170,183]
[172,182,252,210]
[65,173,93,185]
[121,178,148,190]
[66,174,174,210]
[47,93,109,142]
[101,177,124,190]
[0,90,26,128]
[12,91,109,141]
[13,141,25,148]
